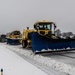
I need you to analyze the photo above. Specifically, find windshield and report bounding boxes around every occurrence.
[13,31,20,35]
[38,23,52,30]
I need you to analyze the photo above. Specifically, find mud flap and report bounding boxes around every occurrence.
[32,32,75,52]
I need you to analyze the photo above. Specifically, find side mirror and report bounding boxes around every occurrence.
[54,24,57,30]
[34,25,36,29]
[34,24,39,30]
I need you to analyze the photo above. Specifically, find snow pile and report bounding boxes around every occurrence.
[3,44,75,75]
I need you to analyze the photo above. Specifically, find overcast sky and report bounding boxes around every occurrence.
[0,0,75,34]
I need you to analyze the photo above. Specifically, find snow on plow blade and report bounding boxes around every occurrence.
[32,32,75,53]
[7,38,21,45]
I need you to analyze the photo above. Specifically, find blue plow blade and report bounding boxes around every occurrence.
[7,38,20,45]
[32,32,75,52]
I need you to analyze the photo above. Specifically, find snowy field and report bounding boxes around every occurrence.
[0,43,75,75]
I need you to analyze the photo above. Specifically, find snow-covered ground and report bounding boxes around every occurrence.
[42,52,75,66]
[0,45,48,75]
[1,43,75,75]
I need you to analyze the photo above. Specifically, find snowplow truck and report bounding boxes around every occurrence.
[7,30,21,45]
[22,20,75,53]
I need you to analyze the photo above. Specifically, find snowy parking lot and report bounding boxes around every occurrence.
[0,43,75,75]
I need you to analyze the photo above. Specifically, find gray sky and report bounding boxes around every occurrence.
[0,0,75,34]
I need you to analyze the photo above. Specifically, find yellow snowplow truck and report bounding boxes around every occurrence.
[22,20,75,53]
[7,30,22,45]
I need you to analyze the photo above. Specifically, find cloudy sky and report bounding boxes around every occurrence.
[0,0,75,34]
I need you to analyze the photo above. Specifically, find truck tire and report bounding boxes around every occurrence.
[22,40,28,48]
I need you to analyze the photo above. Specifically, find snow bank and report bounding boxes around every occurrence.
[3,44,75,75]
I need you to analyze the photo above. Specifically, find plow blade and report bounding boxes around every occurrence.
[32,32,75,53]
[7,38,21,45]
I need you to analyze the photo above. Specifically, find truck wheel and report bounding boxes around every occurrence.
[22,40,27,48]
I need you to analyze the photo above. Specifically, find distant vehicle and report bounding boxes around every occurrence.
[0,34,7,42]
[6,30,22,45]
